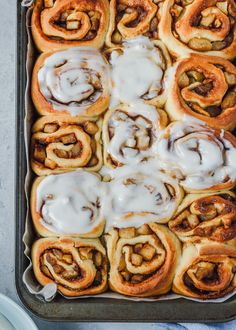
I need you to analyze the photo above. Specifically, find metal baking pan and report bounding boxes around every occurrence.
[15,2,236,322]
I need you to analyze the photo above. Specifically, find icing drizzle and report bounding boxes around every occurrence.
[36,171,103,235]
[110,36,165,107]
[38,47,109,116]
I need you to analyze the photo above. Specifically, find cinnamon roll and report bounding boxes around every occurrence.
[165,54,236,131]
[102,104,168,168]
[106,0,162,47]
[31,115,102,175]
[105,37,171,108]
[169,191,236,243]
[104,171,183,230]
[32,237,107,297]
[31,171,104,238]
[173,243,236,299]
[159,0,236,59]
[31,48,110,117]
[156,121,236,192]
[106,223,181,297]
[31,0,109,51]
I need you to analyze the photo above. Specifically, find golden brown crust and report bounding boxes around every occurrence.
[165,54,236,130]
[32,237,108,297]
[30,173,105,238]
[159,0,236,59]
[173,242,236,299]
[31,50,109,117]
[106,0,162,47]
[169,191,236,244]
[31,115,102,175]
[106,224,181,297]
[31,0,109,51]
[102,104,168,168]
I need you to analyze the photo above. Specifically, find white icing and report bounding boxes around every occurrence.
[36,171,104,235]
[107,103,160,165]
[103,170,181,231]
[156,121,236,190]
[110,36,164,107]
[38,47,109,116]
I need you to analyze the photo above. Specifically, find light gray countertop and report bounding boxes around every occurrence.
[0,1,163,329]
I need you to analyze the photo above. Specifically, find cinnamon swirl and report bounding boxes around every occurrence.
[165,54,236,130]
[159,0,236,59]
[32,47,110,117]
[169,191,236,243]
[106,224,181,297]
[106,0,162,47]
[31,0,109,51]
[173,243,236,299]
[32,237,108,296]
[31,115,102,175]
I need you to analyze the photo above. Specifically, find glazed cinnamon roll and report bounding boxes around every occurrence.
[31,0,109,51]
[106,224,181,297]
[173,243,236,299]
[104,171,183,229]
[165,54,236,131]
[156,121,236,192]
[106,0,162,47]
[32,237,107,297]
[102,104,168,168]
[30,171,105,238]
[169,192,236,243]
[105,37,171,108]
[31,115,102,175]
[31,48,110,117]
[159,0,236,59]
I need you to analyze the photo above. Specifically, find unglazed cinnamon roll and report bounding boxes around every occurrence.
[31,0,109,51]
[32,237,107,296]
[104,171,183,230]
[31,171,104,238]
[173,243,236,299]
[106,223,181,297]
[169,191,236,243]
[165,54,236,130]
[31,48,110,117]
[106,0,162,47]
[105,37,171,108]
[156,121,236,192]
[159,0,236,59]
[102,103,168,168]
[31,115,102,175]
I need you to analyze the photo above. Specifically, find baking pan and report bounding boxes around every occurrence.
[15,2,236,322]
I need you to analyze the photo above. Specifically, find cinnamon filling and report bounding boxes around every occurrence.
[117,225,165,283]
[170,0,236,51]
[42,3,101,41]
[183,262,222,295]
[111,2,158,43]
[178,67,236,117]
[32,121,99,169]
[169,195,236,242]
[40,247,104,289]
